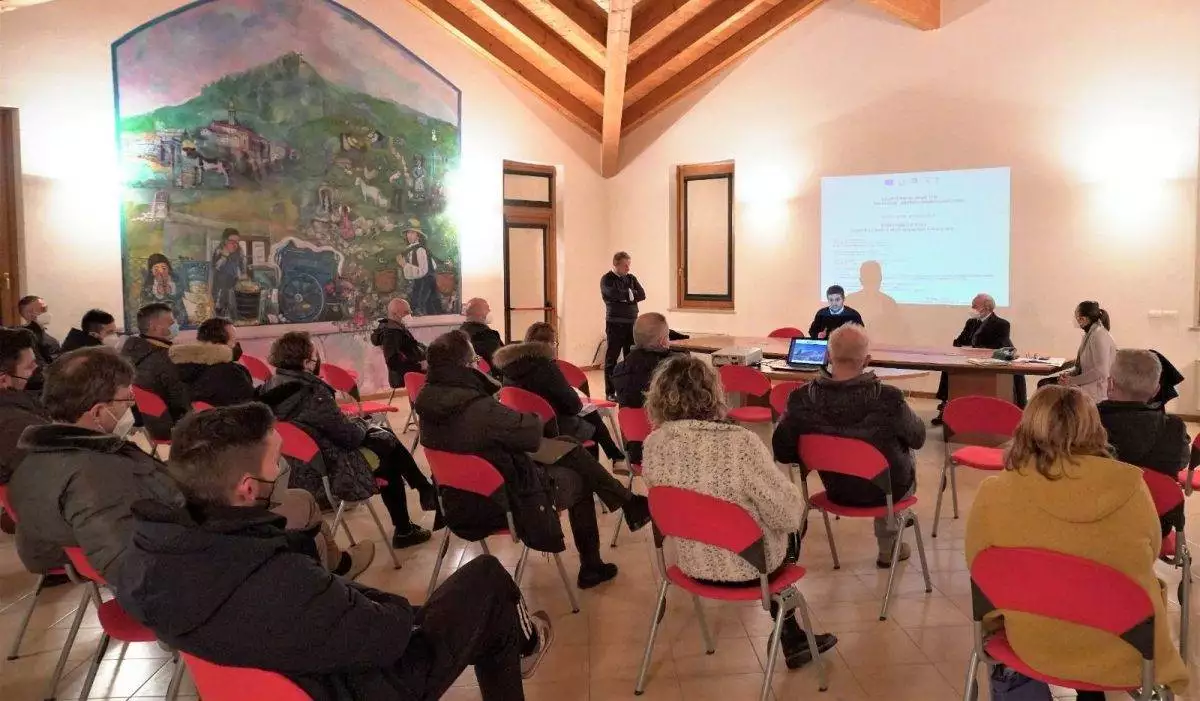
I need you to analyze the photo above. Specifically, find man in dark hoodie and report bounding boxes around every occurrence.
[416,330,651,590]
[170,317,255,407]
[1099,349,1190,535]
[772,324,925,568]
[115,402,552,701]
[121,302,189,437]
[600,251,646,401]
[60,309,120,353]
[372,298,426,388]
[461,297,503,372]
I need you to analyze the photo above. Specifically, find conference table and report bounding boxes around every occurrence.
[672,335,1059,402]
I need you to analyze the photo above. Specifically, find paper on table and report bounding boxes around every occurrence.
[1014,357,1067,367]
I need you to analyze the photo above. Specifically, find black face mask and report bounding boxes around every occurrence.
[231,343,243,362]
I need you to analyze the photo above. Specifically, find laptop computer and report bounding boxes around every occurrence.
[781,338,828,371]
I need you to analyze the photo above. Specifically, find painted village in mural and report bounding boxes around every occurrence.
[114,0,462,332]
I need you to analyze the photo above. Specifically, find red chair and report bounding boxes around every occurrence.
[320,361,399,419]
[62,547,187,700]
[238,353,274,384]
[634,486,829,700]
[477,358,492,375]
[932,396,1022,538]
[191,400,215,412]
[398,371,426,449]
[556,357,621,445]
[768,327,805,339]
[609,407,652,547]
[717,365,773,424]
[963,547,1160,701]
[1180,434,1200,495]
[1142,468,1191,659]
[275,421,401,569]
[0,485,76,673]
[424,449,580,612]
[498,386,597,450]
[769,380,804,419]
[131,385,172,458]
[181,652,310,700]
[797,435,932,620]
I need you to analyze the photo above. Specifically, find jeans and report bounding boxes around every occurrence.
[603,321,635,396]
[874,482,917,554]
[541,445,635,568]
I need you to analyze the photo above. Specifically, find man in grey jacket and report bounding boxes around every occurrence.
[8,347,184,584]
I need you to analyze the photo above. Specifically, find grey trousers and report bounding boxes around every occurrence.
[874,481,917,553]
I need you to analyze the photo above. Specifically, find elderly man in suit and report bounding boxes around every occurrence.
[932,293,1026,425]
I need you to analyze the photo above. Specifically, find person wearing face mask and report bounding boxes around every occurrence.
[0,328,48,488]
[17,295,61,392]
[60,309,121,353]
[931,293,1025,425]
[121,302,190,439]
[170,317,256,407]
[261,332,436,549]
[1040,300,1117,402]
[115,402,553,701]
[6,347,184,585]
[371,297,427,389]
[807,285,864,340]
[461,296,503,374]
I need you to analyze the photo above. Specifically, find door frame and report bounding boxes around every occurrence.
[0,108,23,326]
[501,161,557,343]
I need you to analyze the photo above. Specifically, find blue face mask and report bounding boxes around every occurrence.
[167,322,181,339]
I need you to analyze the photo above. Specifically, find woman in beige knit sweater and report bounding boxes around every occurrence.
[641,355,837,669]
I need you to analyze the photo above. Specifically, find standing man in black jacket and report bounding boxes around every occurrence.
[372,298,427,388]
[600,251,646,401]
[115,402,552,701]
[932,293,1025,425]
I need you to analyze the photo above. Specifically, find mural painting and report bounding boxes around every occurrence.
[113,0,462,339]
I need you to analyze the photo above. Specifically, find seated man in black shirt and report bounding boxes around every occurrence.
[932,293,1024,424]
[371,298,427,388]
[808,285,864,340]
[116,402,552,701]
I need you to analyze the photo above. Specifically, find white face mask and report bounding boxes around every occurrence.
[101,334,121,349]
[35,312,52,328]
[484,313,493,325]
[105,405,136,439]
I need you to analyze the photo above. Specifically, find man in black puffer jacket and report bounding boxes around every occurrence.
[121,303,189,438]
[170,318,255,407]
[773,324,925,568]
[1099,349,1190,535]
[371,299,427,389]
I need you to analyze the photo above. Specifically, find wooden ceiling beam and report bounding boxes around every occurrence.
[623,0,826,133]
[601,0,632,176]
[862,0,940,30]
[625,0,760,91]
[628,0,724,62]
[517,0,609,65]
[406,0,603,134]
[465,0,605,94]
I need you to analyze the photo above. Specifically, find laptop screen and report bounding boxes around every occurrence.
[787,338,829,365]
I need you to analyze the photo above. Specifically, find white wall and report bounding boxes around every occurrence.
[610,0,1200,402]
[0,0,610,365]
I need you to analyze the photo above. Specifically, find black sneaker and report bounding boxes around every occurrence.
[392,525,433,549]
[577,562,618,589]
[782,633,838,669]
[622,495,652,532]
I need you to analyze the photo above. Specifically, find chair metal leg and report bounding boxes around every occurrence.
[794,594,829,691]
[634,580,670,695]
[609,515,624,548]
[7,574,46,660]
[948,461,960,519]
[79,631,111,701]
[513,545,530,585]
[364,500,401,569]
[480,538,492,556]
[425,529,452,599]
[932,461,950,538]
[165,653,186,701]
[759,600,787,701]
[551,553,581,613]
[962,650,980,701]
[911,513,933,592]
[1180,545,1191,661]
[820,510,840,569]
[879,515,908,620]
[691,596,716,654]
[324,479,358,546]
[43,584,90,701]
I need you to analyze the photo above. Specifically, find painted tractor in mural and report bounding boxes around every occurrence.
[274,240,342,324]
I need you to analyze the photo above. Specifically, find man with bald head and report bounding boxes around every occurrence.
[371,297,426,388]
[460,297,503,373]
[932,293,1024,424]
[773,324,925,567]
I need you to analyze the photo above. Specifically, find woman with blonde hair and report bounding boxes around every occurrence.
[965,385,1188,698]
[641,355,837,669]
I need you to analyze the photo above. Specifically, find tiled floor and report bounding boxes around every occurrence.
[1,386,1198,700]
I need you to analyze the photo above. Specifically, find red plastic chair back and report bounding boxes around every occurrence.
[275,421,321,463]
[131,386,169,419]
[769,381,804,417]
[970,547,1155,659]
[0,485,16,522]
[618,407,653,443]
[1143,469,1185,518]
[403,372,426,401]
[648,486,769,573]
[1190,434,1200,468]
[238,354,273,383]
[498,386,556,425]
[191,401,215,412]
[424,448,508,508]
[319,362,359,395]
[477,358,492,375]
[768,327,805,339]
[943,396,1022,438]
[64,546,106,585]
[798,434,892,493]
[718,365,771,398]
[556,359,589,390]
[182,652,311,701]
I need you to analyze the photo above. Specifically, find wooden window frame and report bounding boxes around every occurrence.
[502,161,557,343]
[0,108,23,326]
[675,160,735,310]
[503,160,555,210]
